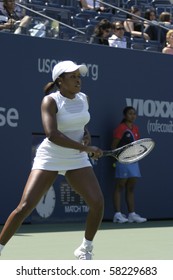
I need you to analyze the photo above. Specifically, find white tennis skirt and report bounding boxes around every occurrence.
[32,139,92,175]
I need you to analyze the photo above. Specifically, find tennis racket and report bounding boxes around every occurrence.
[102,138,155,164]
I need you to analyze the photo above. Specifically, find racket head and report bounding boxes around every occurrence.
[116,138,155,164]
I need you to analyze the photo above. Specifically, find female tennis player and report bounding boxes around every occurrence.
[0,60,104,260]
[112,106,147,223]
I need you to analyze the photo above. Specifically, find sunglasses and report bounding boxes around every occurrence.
[116,27,124,30]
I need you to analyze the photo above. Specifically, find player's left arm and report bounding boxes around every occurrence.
[82,95,91,146]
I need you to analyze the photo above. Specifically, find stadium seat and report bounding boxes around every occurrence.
[130,37,147,49]
[130,37,146,44]
[87,18,100,25]
[105,0,124,8]
[125,0,142,9]
[72,16,87,28]
[70,34,87,42]
[60,5,80,16]
[112,10,127,21]
[28,0,45,4]
[44,9,60,20]
[85,24,95,42]
[145,46,159,51]
[95,12,113,21]
[145,40,162,51]
[155,4,172,16]
[26,0,45,12]
[131,43,146,50]
[151,0,171,6]
[75,10,98,20]
[59,25,76,40]
[45,2,60,8]
[62,0,80,7]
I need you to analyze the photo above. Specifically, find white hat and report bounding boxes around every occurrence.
[52,60,88,81]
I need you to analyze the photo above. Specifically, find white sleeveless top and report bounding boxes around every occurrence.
[32,91,92,175]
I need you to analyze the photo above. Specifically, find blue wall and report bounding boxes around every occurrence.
[0,32,173,223]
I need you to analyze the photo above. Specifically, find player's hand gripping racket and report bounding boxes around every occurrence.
[102,138,155,164]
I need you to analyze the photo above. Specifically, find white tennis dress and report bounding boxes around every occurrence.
[32,91,92,175]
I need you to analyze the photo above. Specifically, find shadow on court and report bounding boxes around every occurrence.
[0,219,172,235]
[0,220,173,259]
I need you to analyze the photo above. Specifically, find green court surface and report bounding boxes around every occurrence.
[0,220,173,260]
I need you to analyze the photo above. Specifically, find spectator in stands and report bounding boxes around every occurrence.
[144,12,172,45]
[124,6,149,40]
[159,12,172,45]
[89,18,112,45]
[144,8,157,29]
[108,21,127,48]
[159,11,172,27]
[162,29,173,55]
[80,0,108,12]
[112,106,147,224]
[0,0,30,34]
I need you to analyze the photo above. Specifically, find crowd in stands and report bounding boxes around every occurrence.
[0,0,173,54]
[124,5,150,40]
[0,0,30,34]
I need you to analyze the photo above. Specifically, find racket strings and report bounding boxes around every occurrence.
[118,141,154,162]
[120,145,145,159]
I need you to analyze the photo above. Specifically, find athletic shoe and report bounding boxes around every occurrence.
[128,213,147,223]
[74,245,93,260]
[113,212,128,223]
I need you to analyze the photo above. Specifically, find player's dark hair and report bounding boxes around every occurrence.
[44,82,56,95]
[43,73,65,95]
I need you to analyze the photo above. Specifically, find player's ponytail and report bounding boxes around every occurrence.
[43,81,56,95]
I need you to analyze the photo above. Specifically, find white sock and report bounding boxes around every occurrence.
[129,212,135,216]
[82,237,93,249]
[0,244,4,255]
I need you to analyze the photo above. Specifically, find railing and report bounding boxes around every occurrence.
[0,0,172,50]
[98,0,171,32]
[16,1,85,36]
